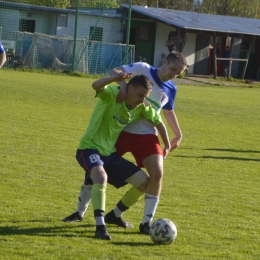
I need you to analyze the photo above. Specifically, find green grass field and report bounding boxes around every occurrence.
[0,70,259,260]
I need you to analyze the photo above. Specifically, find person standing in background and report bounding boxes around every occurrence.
[222,46,230,78]
[0,41,6,68]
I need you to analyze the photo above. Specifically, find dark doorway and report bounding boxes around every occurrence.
[19,19,35,33]
[129,28,136,45]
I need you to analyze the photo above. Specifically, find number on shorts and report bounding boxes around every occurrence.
[89,154,98,163]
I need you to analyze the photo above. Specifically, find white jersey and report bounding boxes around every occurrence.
[122,62,177,135]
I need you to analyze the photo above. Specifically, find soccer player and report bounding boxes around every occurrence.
[63,51,187,235]
[106,51,187,234]
[65,72,171,240]
[0,41,6,68]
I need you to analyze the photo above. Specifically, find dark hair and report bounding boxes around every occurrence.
[166,51,187,66]
[127,75,152,90]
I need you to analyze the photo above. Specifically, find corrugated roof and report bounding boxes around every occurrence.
[121,4,260,36]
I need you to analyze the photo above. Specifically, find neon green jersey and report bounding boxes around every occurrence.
[78,85,162,156]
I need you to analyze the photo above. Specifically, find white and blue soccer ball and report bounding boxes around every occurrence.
[149,218,177,245]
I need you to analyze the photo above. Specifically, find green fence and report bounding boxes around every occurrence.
[0,0,134,74]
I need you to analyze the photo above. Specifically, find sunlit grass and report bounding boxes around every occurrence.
[0,70,259,259]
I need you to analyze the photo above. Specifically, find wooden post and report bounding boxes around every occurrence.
[213,35,217,79]
[176,28,180,52]
[180,31,186,53]
[241,36,255,79]
[227,37,234,78]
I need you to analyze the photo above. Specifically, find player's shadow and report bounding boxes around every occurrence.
[0,222,94,238]
[176,154,259,162]
[203,148,260,154]
[0,221,146,241]
[201,155,259,161]
[176,147,260,162]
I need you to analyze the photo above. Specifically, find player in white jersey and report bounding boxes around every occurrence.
[105,51,187,234]
[63,51,187,235]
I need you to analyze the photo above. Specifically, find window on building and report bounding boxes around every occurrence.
[89,27,103,42]
[57,13,68,27]
[19,19,35,33]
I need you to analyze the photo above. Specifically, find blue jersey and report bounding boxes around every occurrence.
[0,42,5,54]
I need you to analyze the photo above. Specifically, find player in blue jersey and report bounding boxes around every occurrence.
[63,51,187,235]
[64,72,171,240]
[0,42,6,68]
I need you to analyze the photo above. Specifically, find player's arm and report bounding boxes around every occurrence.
[163,109,182,152]
[0,51,6,68]
[155,121,171,159]
[109,66,133,102]
[92,72,132,93]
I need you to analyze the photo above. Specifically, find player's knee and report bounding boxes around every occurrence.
[149,168,163,182]
[90,168,107,184]
[137,177,149,192]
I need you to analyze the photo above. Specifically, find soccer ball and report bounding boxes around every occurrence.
[149,218,177,245]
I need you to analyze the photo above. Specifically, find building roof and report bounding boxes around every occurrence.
[121,4,260,37]
[0,1,122,19]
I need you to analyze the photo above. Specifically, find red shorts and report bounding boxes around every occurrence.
[115,131,163,168]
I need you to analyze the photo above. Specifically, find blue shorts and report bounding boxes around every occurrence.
[76,149,141,189]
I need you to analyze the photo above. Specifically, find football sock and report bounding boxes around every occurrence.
[92,184,106,212]
[114,187,144,217]
[95,216,105,226]
[76,183,92,217]
[113,206,123,218]
[142,194,159,224]
[92,184,106,226]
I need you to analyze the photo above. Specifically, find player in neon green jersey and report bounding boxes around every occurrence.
[64,72,171,240]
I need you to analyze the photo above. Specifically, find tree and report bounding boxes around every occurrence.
[25,0,70,8]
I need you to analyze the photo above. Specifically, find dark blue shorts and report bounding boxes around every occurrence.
[76,149,141,189]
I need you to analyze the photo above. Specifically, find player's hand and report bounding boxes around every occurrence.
[163,143,171,159]
[113,72,133,82]
[170,135,182,152]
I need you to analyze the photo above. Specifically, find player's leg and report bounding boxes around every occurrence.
[89,165,111,240]
[62,173,93,222]
[64,149,110,240]
[111,133,164,234]
[139,153,163,234]
[104,154,149,229]
[109,154,163,234]
[62,182,92,222]
[105,173,148,228]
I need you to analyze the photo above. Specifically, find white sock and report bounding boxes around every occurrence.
[95,216,105,226]
[76,183,92,217]
[113,207,123,218]
[142,194,159,224]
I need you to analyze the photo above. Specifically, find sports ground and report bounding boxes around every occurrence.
[0,70,259,259]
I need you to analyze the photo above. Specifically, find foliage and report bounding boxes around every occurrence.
[119,0,259,18]
[70,0,119,8]
[2,0,259,18]
[201,0,258,17]
[0,70,260,259]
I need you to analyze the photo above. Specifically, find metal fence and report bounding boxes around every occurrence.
[0,0,134,74]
